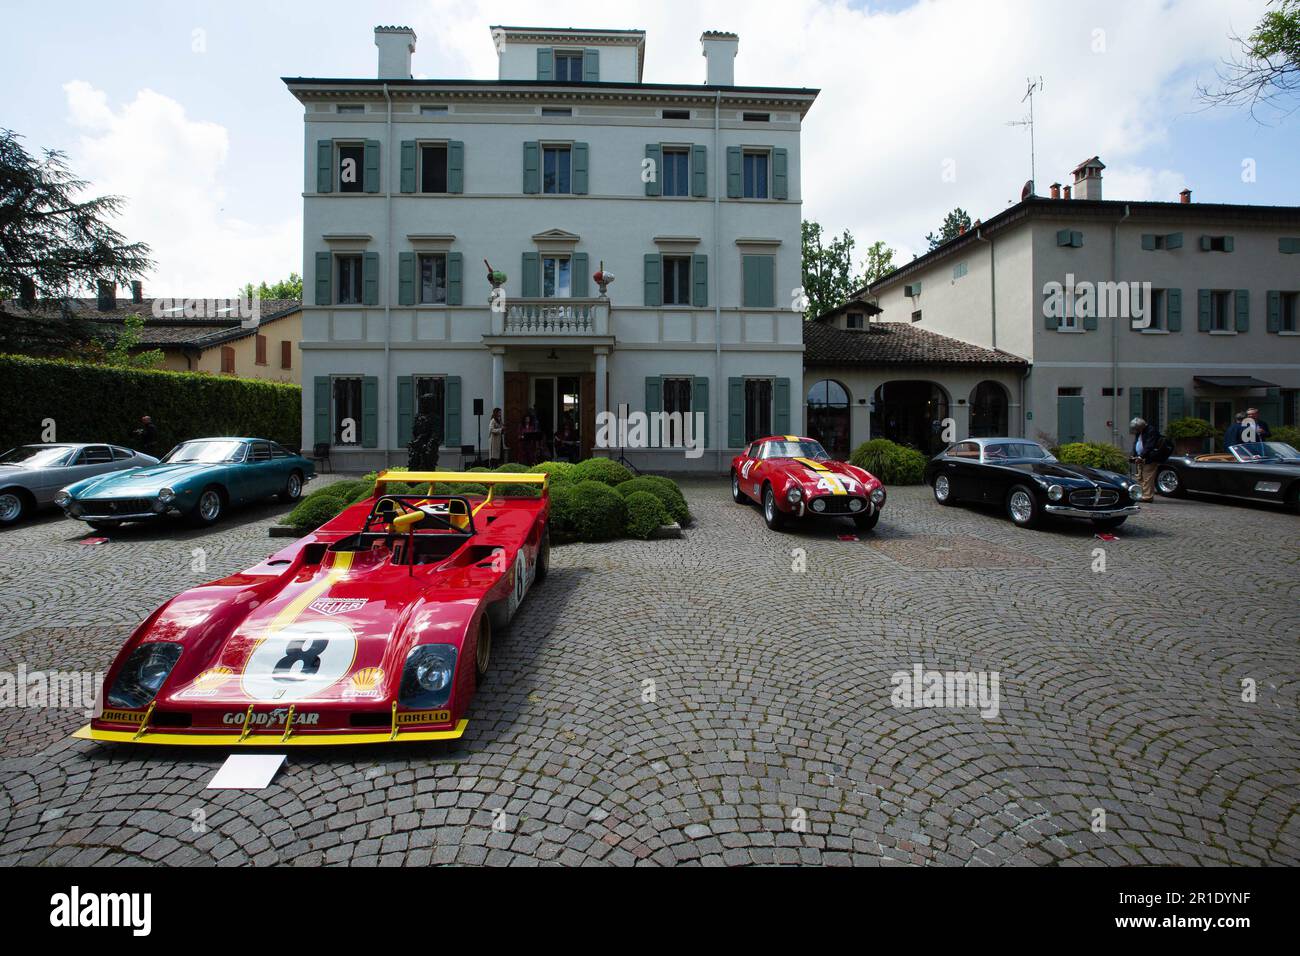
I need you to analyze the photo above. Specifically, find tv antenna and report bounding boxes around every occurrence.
[1006,77,1043,196]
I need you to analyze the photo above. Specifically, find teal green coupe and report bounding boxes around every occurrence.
[56,438,314,530]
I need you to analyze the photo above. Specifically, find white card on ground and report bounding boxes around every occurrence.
[207,754,286,789]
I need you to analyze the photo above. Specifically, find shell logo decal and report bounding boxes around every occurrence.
[347,667,385,697]
[180,666,235,698]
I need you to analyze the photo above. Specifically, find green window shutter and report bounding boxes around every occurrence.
[773,378,791,435]
[447,252,464,306]
[1165,232,1183,249]
[726,146,742,198]
[645,376,662,414]
[361,377,379,448]
[1167,387,1185,421]
[643,254,662,306]
[316,140,334,193]
[398,252,415,306]
[313,377,331,445]
[772,148,788,200]
[537,48,553,81]
[314,252,332,306]
[742,255,775,308]
[447,141,464,194]
[400,141,417,193]
[1166,288,1182,332]
[572,142,589,195]
[1223,236,1235,253]
[1280,237,1300,253]
[1083,309,1098,331]
[522,141,540,194]
[522,252,540,297]
[727,377,744,447]
[1141,234,1156,251]
[444,376,461,447]
[1043,289,1059,330]
[644,144,662,197]
[692,144,707,197]
[1200,235,1212,251]
[1235,289,1249,332]
[1129,387,1143,419]
[1197,289,1211,332]
[1071,231,1084,247]
[362,252,379,306]
[571,252,589,297]
[692,254,709,308]
[363,140,380,193]
[1057,229,1072,246]
[1267,290,1281,332]
[692,377,709,447]
[396,377,414,447]
[583,48,599,82]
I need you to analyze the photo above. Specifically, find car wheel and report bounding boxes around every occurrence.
[1092,516,1127,530]
[1006,485,1041,528]
[731,471,746,504]
[87,521,121,532]
[1155,467,1184,498]
[474,615,492,684]
[192,486,225,526]
[533,527,550,583]
[853,510,881,532]
[282,470,304,501]
[0,490,30,526]
[762,485,785,531]
[933,474,954,506]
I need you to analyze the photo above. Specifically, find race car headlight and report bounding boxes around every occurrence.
[107,642,182,709]
[399,644,457,708]
[870,488,886,506]
[158,487,176,504]
[811,498,826,513]
[786,487,803,503]
[54,491,71,508]
[848,498,864,512]
[1048,484,1065,501]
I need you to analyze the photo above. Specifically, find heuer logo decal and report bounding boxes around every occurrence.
[309,597,369,616]
[396,709,451,725]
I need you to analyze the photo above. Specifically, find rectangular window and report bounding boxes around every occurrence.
[541,107,573,117]
[1210,290,1232,331]
[952,261,968,280]
[542,145,572,194]
[1282,292,1299,332]
[846,312,864,330]
[220,346,235,374]
[420,144,448,193]
[1203,235,1233,252]
[336,104,364,114]
[662,256,692,306]
[542,256,572,298]
[744,379,773,443]
[742,150,769,199]
[554,51,583,82]
[662,377,693,446]
[337,143,364,193]
[419,254,448,304]
[1143,288,1166,330]
[742,112,771,122]
[1141,388,1164,432]
[333,377,362,445]
[255,334,267,365]
[337,254,363,305]
[420,105,449,116]
[280,340,292,370]
[662,109,690,120]
[413,376,446,438]
[662,148,690,197]
[911,310,922,323]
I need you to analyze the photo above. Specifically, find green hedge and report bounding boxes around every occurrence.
[625,491,669,540]
[571,480,628,541]
[529,460,578,485]
[1056,441,1129,473]
[849,439,928,485]
[572,457,633,486]
[1271,425,1300,448]
[1165,417,1216,439]
[616,476,690,525]
[0,353,300,453]
[283,495,347,532]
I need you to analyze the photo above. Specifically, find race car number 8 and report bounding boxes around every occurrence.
[242,620,358,702]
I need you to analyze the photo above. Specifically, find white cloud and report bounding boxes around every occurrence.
[61,81,300,296]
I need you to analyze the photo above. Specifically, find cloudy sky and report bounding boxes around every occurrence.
[3,0,1296,294]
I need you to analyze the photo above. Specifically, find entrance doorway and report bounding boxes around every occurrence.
[532,375,582,462]
[871,381,950,454]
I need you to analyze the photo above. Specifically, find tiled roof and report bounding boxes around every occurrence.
[803,318,1027,368]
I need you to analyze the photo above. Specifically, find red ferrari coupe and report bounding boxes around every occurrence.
[731,435,886,532]
[73,471,549,746]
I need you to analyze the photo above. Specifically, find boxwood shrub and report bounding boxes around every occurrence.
[529,460,578,485]
[548,484,580,543]
[625,491,669,540]
[848,439,928,485]
[1056,441,1129,473]
[571,480,628,541]
[1271,425,1300,447]
[616,476,690,525]
[571,457,633,486]
[283,495,347,532]
[1165,417,1216,439]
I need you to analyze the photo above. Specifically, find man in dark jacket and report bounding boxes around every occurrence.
[131,415,157,455]
[1130,416,1162,502]
[1244,406,1271,443]
[1223,412,1246,450]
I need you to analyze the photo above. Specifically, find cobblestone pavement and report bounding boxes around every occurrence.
[1,476,1297,866]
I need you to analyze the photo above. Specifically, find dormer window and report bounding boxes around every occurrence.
[846,312,865,330]
[554,51,584,82]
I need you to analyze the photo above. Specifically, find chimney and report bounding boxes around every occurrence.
[131,280,143,304]
[1071,155,1105,200]
[1049,182,1061,200]
[1063,184,1072,200]
[1179,188,1192,204]
[96,280,116,311]
[374,25,416,79]
[700,31,739,86]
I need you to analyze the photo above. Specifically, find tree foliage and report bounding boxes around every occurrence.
[801,221,897,318]
[1198,0,1300,121]
[92,312,164,369]
[925,208,972,251]
[239,273,303,301]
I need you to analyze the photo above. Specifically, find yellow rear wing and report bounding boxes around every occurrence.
[373,470,548,493]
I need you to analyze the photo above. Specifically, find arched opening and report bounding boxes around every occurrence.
[806,379,851,459]
[969,380,1010,437]
[871,381,950,454]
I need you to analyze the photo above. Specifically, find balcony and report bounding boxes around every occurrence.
[490,297,610,338]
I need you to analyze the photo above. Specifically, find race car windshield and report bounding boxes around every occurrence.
[0,445,74,467]
[162,440,248,464]
[982,442,1054,462]
[1230,442,1299,462]
[764,441,829,460]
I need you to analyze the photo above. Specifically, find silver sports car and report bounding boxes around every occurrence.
[0,443,159,526]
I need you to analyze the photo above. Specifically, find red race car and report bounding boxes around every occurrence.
[731,435,886,532]
[73,471,549,746]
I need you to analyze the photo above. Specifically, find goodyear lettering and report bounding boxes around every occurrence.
[221,708,321,726]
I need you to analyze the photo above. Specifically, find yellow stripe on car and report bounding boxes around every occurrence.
[266,549,354,634]
[72,719,470,747]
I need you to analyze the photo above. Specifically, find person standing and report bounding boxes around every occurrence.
[1130,416,1161,502]
[1243,406,1271,443]
[1223,412,1246,450]
[131,415,157,455]
[488,407,504,467]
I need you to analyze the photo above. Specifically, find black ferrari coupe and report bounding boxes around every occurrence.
[923,437,1143,530]
[1156,442,1300,511]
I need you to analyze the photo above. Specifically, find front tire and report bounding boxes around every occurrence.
[533,527,550,583]
[191,486,225,526]
[762,485,785,531]
[282,470,304,501]
[474,615,492,685]
[1006,485,1041,529]
[731,471,746,503]
[0,490,31,526]
[932,474,954,506]
[1155,467,1184,498]
[853,510,881,532]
